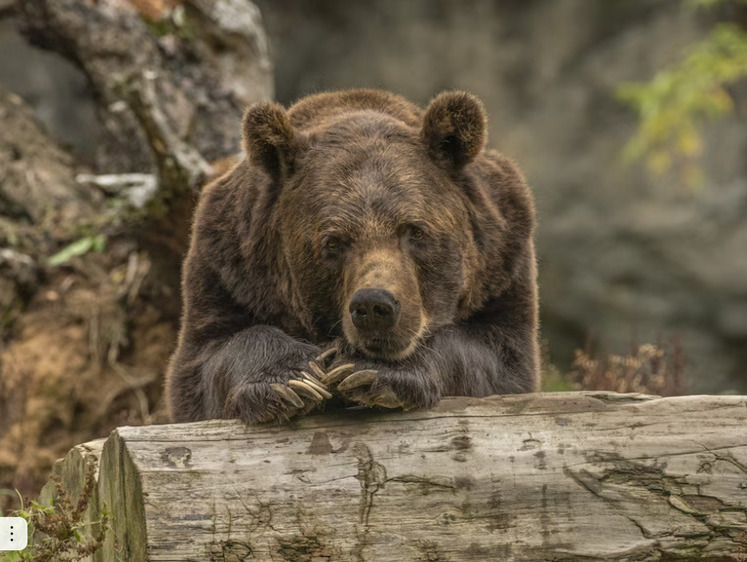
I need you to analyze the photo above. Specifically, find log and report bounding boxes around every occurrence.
[41,392,747,560]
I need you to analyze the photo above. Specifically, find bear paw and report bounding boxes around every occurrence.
[267,350,337,420]
[228,349,338,424]
[325,364,438,411]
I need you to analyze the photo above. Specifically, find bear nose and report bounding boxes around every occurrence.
[349,289,400,332]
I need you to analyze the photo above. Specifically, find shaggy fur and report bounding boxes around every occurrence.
[166,89,539,423]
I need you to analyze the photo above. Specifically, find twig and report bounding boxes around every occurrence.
[117,71,212,209]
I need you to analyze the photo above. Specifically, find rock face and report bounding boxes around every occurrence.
[17,0,273,173]
[255,0,747,393]
[0,0,273,508]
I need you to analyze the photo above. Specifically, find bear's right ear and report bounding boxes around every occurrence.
[242,102,303,180]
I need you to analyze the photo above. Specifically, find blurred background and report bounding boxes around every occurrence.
[1,0,746,508]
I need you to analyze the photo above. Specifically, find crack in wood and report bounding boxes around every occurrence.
[352,443,387,527]
[698,444,747,474]
[564,456,747,556]
[387,475,456,490]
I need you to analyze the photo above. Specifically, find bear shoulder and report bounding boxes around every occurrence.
[473,148,536,237]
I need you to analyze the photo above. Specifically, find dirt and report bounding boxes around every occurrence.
[0,252,176,511]
[0,0,270,512]
[0,85,179,512]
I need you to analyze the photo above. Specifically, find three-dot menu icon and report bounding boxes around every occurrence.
[0,517,28,551]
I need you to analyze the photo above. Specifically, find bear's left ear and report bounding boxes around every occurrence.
[421,91,487,170]
[242,101,305,180]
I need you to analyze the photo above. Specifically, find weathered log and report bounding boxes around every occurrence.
[42,392,747,560]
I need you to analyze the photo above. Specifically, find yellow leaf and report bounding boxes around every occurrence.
[648,150,672,175]
[678,130,702,157]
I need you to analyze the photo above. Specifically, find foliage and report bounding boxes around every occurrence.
[688,0,747,7]
[540,365,575,392]
[618,2,747,188]
[543,337,688,396]
[0,461,108,561]
[47,235,107,267]
[569,339,688,396]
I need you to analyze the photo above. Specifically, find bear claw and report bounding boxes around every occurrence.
[299,370,320,384]
[307,361,326,379]
[270,384,304,409]
[315,348,337,368]
[288,379,325,402]
[298,372,333,399]
[321,363,356,386]
[337,369,377,391]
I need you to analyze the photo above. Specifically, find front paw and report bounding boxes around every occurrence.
[323,363,440,411]
[226,373,332,424]
[227,349,336,424]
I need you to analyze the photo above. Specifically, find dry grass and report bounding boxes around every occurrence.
[569,337,688,396]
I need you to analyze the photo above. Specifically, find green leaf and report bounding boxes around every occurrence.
[47,235,107,267]
[617,22,747,187]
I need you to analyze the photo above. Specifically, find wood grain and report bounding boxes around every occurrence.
[42,392,747,560]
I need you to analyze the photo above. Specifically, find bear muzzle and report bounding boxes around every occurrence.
[342,248,424,360]
[344,288,423,360]
[349,288,400,332]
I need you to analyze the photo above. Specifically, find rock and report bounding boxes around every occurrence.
[0,85,101,244]
[17,0,273,172]
[0,0,274,510]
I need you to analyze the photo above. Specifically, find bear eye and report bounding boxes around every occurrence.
[323,236,342,252]
[408,225,425,241]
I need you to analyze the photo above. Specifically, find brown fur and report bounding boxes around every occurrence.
[166,89,539,423]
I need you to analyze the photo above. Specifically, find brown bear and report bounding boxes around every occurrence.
[166,89,539,424]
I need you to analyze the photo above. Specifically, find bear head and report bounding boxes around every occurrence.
[242,91,491,361]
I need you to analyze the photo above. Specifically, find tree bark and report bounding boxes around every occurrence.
[41,392,747,561]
